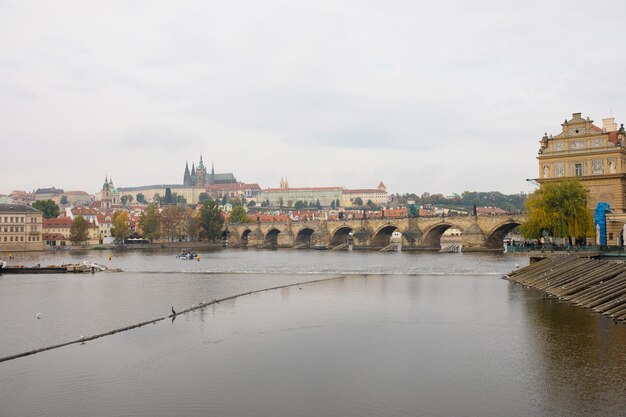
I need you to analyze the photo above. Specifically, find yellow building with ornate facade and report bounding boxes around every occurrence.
[537,112,626,243]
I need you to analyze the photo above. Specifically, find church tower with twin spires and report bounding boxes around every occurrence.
[182,155,238,186]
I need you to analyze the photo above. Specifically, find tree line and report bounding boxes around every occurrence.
[390,191,527,212]
[66,200,225,245]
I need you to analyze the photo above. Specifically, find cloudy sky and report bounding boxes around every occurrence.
[1,0,625,196]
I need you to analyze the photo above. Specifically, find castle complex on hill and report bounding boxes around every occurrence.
[182,155,237,186]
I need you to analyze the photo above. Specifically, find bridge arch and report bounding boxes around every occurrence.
[330,226,353,246]
[421,223,457,249]
[240,229,252,244]
[371,224,399,247]
[485,221,522,250]
[295,227,315,245]
[265,228,281,246]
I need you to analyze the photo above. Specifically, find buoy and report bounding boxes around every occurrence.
[515,263,519,269]
[36,313,41,319]
[108,255,112,261]
[197,257,200,261]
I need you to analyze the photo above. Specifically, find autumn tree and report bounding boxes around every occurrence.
[139,203,161,242]
[69,215,89,244]
[111,210,131,243]
[184,207,201,241]
[520,179,593,244]
[199,199,224,241]
[161,205,185,242]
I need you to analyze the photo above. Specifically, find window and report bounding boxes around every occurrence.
[20,236,23,241]
[575,163,583,176]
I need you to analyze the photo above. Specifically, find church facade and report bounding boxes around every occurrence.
[183,155,237,186]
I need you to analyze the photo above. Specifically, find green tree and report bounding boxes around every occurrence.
[136,193,146,204]
[69,215,89,245]
[139,203,161,242]
[32,200,60,219]
[353,197,363,206]
[294,200,303,210]
[121,195,128,206]
[229,205,249,224]
[60,195,69,206]
[199,199,224,241]
[278,197,284,208]
[175,194,187,204]
[520,179,593,243]
[198,192,209,204]
[111,210,131,243]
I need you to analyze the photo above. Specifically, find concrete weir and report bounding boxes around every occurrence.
[0,275,346,363]
[506,256,626,323]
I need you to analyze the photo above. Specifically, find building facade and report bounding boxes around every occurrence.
[536,112,626,243]
[257,187,344,207]
[341,182,389,207]
[0,204,44,252]
[537,113,626,211]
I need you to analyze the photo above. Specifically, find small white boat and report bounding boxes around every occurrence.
[176,250,197,260]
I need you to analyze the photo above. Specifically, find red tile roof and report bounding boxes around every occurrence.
[43,217,73,228]
[343,189,385,194]
[263,187,343,192]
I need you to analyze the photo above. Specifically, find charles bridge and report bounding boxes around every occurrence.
[224,213,526,252]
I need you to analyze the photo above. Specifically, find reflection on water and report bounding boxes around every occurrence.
[521,288,626,416]
[0,250,624,417]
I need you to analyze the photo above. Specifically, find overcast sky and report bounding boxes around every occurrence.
[1,0,625,196]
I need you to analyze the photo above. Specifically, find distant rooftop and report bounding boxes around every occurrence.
[0,204,41,213]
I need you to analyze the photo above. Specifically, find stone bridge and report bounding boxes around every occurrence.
[224,214,526,252]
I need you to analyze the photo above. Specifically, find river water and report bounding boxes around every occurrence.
[0,249,625,417]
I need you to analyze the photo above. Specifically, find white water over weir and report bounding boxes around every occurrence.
[0,275,346,363]
[506,256,626,323]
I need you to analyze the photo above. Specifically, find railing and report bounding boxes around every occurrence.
[506,244,602,253]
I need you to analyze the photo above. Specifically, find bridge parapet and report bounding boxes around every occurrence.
[225,214,526,251]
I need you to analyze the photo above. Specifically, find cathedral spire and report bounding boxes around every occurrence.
[183,161,191,186]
